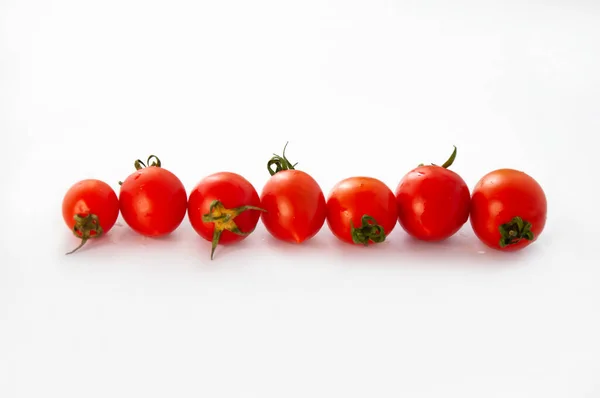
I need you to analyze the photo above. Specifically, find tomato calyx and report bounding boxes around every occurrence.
[350,215,386,246]
[134,155,161,170]
[418,145,457,168]
[498,216,534,248]
[119,155,162,185]
[267,142,298,176]
[66,214,104,255]
[202,200,266,260]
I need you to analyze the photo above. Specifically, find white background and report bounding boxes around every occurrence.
[1,0,599,397]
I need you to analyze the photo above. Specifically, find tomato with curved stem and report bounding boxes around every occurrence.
[327,177,398,245]
[260,142,327,243]
[188,172,265,259]
[470,169,547,251]
[62,179,120,254]
[395,146,471,241]
[119,155,187,237]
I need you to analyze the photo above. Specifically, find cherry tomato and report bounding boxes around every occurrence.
[395,146,470,241]
[470,168,547,251]
[327,176,398,245]
[119,155,187,237]
[62,179,120,254]
[188,172,264,259]
[260,143,327,243]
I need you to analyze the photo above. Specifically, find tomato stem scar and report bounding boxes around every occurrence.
[267,142,298,176]
[201,200,266,260]
[66,213,104,255]
[350,215,386,245]
[498,216,534,248]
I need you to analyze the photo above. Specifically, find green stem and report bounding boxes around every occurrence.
[267,142,298,176]
[498,216,534,248]
[350,215,386,246]
[419,146,457,168]
[209,229,223,261]
[66,214,104,255]
[201,200,266,260]
[119,155,161,186]
[134,155,161,170]
[440,146,457,168]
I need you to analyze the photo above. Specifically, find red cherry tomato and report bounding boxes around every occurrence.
[395,146,470,241]
[260,143,327,243]
[62,179,120,254]
[327,176,398,245]
[188,172,264,259]
[470,168,547,251]
[119,155,187,237]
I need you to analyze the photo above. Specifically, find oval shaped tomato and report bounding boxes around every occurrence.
[260,143,327,243]
[62,179,120,254]
[119,155,187,237]
[470,168,547,251]
[395,146,470,241]
[188,172,264,259]
[327,176,398,245]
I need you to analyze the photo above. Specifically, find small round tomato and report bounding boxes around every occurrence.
[188,172,264,259]
[395,146,470,241]
[327,176,398,245]
[260,143,327,243]
[119,155,187,237]
[62,179,120,254]
[470,168,547,251]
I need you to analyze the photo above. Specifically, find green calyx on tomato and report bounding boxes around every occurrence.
[66,214,104,255]
[350,215,386,245]
[498,216,534,248]
[418,145,457,168]
[134,155,161,170]
[119,155,162,185]
[267,142,298,176]
[202,200,266,260]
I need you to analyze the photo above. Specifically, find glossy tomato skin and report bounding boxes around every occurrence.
[188,172,262,245]
[395,166,470,241]
[327,177,398,245]
[470,169,547,251]
[62,179,120,236]
[119,166,187,237]
[260,170,327,243]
